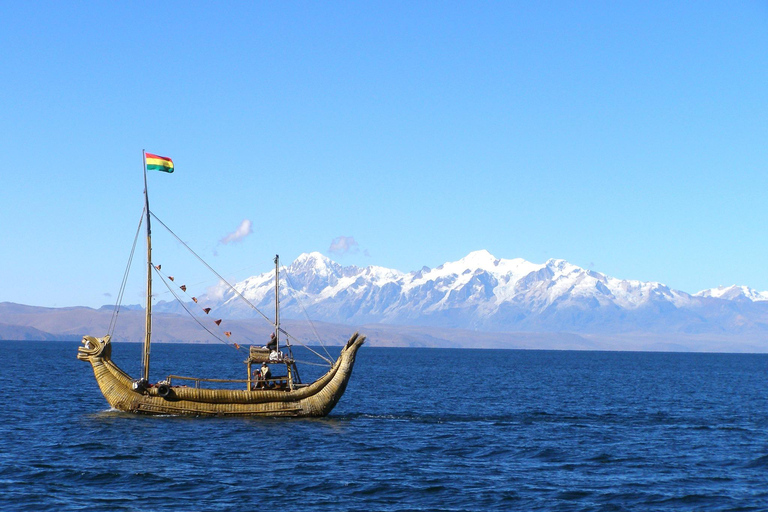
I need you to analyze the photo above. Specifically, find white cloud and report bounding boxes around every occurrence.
[206,280,229,301]
[329,235,359,255]
[220,219,253,245]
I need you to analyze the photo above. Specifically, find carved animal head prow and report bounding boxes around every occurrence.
[77,335,112,362]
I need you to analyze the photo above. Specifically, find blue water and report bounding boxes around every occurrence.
[2,341,768,511]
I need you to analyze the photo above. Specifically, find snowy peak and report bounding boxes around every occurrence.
[545,258,571,271]
[201,251,768,335]
[695,285,768,302]
[289,252,342,276]
[457,249,498,270]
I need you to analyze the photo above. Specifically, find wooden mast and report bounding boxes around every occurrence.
[274,254,280,352]
[142,150,152,382]
[274,254,295,389]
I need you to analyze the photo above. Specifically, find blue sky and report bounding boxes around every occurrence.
[1,1,766,308]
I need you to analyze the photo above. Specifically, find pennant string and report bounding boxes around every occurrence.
[149,264,250,351]
[151,267,235,350]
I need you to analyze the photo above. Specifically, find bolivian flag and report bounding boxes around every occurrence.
[146,153,174,173]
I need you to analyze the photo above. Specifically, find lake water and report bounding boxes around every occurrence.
[1,340,768,511]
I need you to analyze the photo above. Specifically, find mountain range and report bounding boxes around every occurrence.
[156,250,768,338]
[4,251,768,351]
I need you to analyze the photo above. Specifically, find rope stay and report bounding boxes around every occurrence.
[282,268,334,362]
[108,208,146,337]
[150,212,275,326]
[153,266,240,351]
[277,328,333,366]
[148,210,335,367]
[152,258,332,365]
[294,359,334,368]
[152,262,259,349]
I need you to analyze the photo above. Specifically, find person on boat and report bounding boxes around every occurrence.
[260,362,271,382]
[252,367,262,389]
[266,332,277,351]
[266,332,283,361]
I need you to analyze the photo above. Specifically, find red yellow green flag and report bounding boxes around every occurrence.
[146,152,174,173]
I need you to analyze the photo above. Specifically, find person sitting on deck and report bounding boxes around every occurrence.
[253,362,271,389]
[266,332,277,352]
[260,362,271,382]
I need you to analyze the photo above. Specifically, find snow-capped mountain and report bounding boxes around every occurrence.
[695,285,768,302]
[187,250,768,335]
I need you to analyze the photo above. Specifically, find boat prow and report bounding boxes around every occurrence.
[78,332,365,417]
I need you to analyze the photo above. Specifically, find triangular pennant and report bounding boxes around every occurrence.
[169,276,174,282]
[180,285,186,292]
[224,331,231,337]
[155,264,161,270]
[234,343,240,350]
[192,297,198,303]
[203,308,211,314]
[215,319,222,326]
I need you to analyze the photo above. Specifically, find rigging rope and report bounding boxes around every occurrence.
[108,208,145,337]
[150,212,275,327]
[277,328,333,365]
[152,263,259,348]
[294,359,335,368]
[154,265,260,350]
[153,267,240,351]
[282,269,333,362]
[149,210,334,367]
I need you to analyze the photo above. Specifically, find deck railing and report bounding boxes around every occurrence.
[167,374,292,389]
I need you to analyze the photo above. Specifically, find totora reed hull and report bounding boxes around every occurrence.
[78,332,365,417]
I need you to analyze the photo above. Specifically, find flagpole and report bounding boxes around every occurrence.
[142,149,152,382]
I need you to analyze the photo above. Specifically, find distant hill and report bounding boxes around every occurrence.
[0,322,80,341]
[1,301,767,352]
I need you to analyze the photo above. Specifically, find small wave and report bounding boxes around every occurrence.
[588,452,614,463]
[68,441,109,450]
[746,454,768,468]
[659,493,732,506]
[88,409,140,419]
[533,447,566,462]
[556,489,592,500]
[421,484,449,493]
[92,453,141,461]
[336,411,531,424]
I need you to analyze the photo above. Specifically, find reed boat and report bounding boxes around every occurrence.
[77,151,365,417]
[77,332,365,417]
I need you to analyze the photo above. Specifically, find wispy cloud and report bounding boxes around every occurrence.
[220,219,253,245]
[329,235,360,255]
[206,280,229,301]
